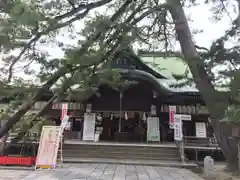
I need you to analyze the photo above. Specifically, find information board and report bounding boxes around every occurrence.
[35,126,61,169]
[83,113,96,141]
[147,117,160,142]
[195,122,207,138]
[174,114,183,141]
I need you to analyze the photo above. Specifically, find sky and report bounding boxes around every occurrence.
[2,0,239,82]
[185,1,237,48]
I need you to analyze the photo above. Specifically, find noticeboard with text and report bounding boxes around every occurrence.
[147,117,160,142]
[174,114,183,141]
[35,126,61,169]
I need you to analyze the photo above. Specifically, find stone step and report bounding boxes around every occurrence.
[62,157,198,169]
[64,144,177,149]
[63,145,178,152]
[63,149,179,157]
[64,147,178,154]
[63,144,180,162]
[63,153,180,161]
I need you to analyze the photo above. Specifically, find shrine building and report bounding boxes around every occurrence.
[0,49,223,163]
[28,50,213,143]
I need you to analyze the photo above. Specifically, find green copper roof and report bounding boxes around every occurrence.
[138,52,197,92]
[139,55,191,79]
[158,79,198,92]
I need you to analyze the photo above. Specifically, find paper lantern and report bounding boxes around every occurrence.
[125,112,128,120]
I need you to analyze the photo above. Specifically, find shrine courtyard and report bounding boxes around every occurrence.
[0,163,203,180]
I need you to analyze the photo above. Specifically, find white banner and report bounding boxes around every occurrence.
[83,113,96,141]
[60,116,69,133]
[195,122,207,138]
[174,114,183,141]
[35,126,61,169]
[169,106,176,129]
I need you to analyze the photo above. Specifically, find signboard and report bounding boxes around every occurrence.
[35,126,61,169]
[174,114,183,141]
[83,113,96,141]
[150,105,157,116]
[180,114,191,121]
[147,117,160,142]
[195,122,207,138]
[61,103,68,120]
[169,106,176,129]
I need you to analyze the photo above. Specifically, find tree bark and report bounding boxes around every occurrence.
[0,0,133,139]
[167,0,238,169]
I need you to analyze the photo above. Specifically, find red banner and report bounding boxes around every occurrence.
[61,103,68,120]
[169,106,176,129]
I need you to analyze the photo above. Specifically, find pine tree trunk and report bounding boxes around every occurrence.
[167,0,238,170]
[214,122,238,170]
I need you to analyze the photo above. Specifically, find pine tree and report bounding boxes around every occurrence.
[0,0,240,170]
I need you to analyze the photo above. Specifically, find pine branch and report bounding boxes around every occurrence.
[7,0,114,83]
[0,0,134,139]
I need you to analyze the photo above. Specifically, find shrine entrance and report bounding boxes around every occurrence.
[99,112,147,142]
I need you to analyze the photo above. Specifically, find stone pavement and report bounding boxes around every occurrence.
[0,163,204,180]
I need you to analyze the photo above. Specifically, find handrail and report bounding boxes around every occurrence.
[183,136,219,148]
[176,140,185,164]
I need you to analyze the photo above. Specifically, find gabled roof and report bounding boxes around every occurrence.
[138,51,190,79]
[113,48,167,79]
[137,50,198,92]
[158,79,198,92]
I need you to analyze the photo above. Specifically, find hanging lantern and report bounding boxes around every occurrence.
[86,104,92,113]
[153,91,157,99]
[142,112,147,121]
[125,112,128,120]
[97,114,102,121]
[150,105,157,116]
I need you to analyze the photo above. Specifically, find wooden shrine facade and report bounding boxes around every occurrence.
[0,49,216,143]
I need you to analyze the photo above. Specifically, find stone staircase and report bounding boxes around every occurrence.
[62,142,181,165]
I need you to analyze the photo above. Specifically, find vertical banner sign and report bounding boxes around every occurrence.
[174,114,183,141]
[83,113,96,141]
[35,126,61,169]
[61,103,68,120]
[169,106,176,129]
[147,117,160,142]
[60,116,70,133]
